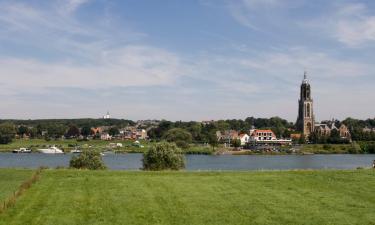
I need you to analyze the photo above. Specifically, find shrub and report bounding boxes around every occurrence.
[0,123,16,144]
[69,150,106,170]
[142,142,185,171]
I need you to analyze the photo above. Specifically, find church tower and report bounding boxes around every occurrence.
[296,71,314,137]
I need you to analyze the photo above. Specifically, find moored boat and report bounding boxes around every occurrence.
[12,148,32,153]
[38,146,64,154]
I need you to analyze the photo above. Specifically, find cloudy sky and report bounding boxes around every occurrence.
[0,0,374,121]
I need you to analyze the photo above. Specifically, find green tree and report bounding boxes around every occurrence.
[108,127,120,136]
[0,123,16,144]
[17,125,29,136]
[81,126,93,137]
[163,128,192,149]
[142,142,185,171]
[65,125,80,138]
[231,138,241,149]
[47,124,67,139]
[69,150,106,170]
[208,131,219,150]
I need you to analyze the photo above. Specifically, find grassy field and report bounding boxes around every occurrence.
[0,169,33,202]
[0,169,374,225]
[300,144,354,154]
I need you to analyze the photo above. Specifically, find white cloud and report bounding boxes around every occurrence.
[302,3,375,47]
[63,0,90,13]
[335,4,375,47]
[0,45,183,91]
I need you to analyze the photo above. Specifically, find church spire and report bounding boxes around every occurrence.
[302,70,309,84]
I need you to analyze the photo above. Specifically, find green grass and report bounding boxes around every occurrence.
[301,144,353,154]
[0,169,33,201]
[0,169,374,225]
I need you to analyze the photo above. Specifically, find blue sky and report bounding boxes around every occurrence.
[0,0,374,121]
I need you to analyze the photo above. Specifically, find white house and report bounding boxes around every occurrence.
[100,133,112,140]
[239,134,250,146]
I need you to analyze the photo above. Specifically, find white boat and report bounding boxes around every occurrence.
[38,146,64,154]
[70,149,82,154]
[13,148,32,153]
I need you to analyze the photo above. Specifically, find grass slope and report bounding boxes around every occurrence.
[0,170,374,225]
[0,169,33,202]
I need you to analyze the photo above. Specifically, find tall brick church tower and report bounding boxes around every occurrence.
[296,71,314,137]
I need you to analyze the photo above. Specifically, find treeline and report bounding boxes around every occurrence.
[0,119,135,143]
[0,118,135,128]
[148,117,294,143]
[342,118,375,141]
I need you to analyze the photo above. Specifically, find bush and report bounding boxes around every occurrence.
[0,123,16,144]
[142,142,185,171]
[69,150,106,170]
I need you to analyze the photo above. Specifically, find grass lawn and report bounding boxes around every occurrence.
[301,144,353,154]
[0,169,33,202]
[0,169,374,225]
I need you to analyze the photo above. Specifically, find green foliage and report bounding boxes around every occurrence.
[207,131,218,150]
[231,138,241,149]
[69,150,106,170]
[163,128,192,149]
[0,123,16,144]
[46,124,67,139]
[17,126,29,136]
[80,126,93,137]
[108,127,120,136]
[65,125,80,138]
[142,142,185,171]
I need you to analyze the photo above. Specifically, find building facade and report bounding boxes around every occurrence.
[296,71,315,137]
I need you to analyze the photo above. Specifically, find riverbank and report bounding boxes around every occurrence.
[0,139,214,155]
[1,169,374,225]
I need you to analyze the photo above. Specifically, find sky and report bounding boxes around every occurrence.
[0,0,374,122]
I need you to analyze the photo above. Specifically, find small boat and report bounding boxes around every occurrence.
[38,146,64,154]
[13,148,32,153]
[70,149,82,154]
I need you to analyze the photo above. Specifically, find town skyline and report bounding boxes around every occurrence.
[0,0,375,121]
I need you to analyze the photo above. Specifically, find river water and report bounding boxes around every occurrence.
[0,153,374,170]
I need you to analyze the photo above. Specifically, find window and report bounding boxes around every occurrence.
[307,104,311,117]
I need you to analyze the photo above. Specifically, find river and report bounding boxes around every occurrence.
[0,153,374,170]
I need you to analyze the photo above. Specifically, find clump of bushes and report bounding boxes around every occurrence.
[142,142,185,171]
[69,150,106,170]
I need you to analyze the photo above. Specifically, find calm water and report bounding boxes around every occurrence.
[0,153,374,170]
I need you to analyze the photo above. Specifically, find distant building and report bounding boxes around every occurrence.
[250,129,277,141]
[103,111,110,119]
[100,133,112,140]
[216,130,239,143]
[248,129,291,146]
[296,71,315,137]
[239,133,250,146]
[314,122,351,140]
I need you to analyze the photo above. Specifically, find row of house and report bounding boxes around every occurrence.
[216,129,292,147]
[98,127,148,141]
[363,127,375,133]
